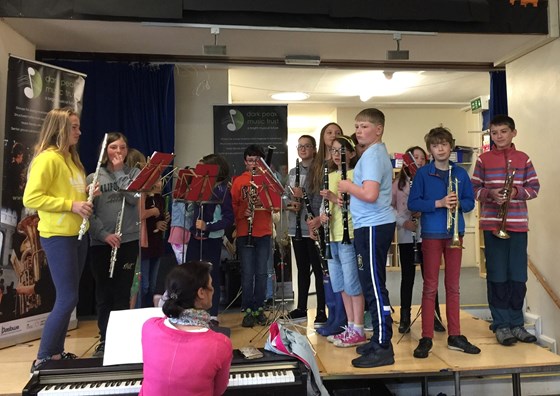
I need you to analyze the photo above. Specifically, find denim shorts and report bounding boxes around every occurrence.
[327,241,362,296]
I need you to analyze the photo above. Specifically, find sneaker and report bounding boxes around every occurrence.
[93,342,105,358]
[254,307,268,326]
[242,309,256,328]
[356,342,375,356]
[352,343,395,368]
[282,308,307,323]
[333,329,367,348]
[363,311,373,332]
[447,335,481,354]
[314,310,328,328]
[263,298,274,311]
[495,327,517,346]
[413,337,433,359]
[434,317,446,333]
[511,326,537,343]
[327,326,351,343]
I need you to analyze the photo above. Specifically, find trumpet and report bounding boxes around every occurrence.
[109,196,126,278]
[493,160,516,239]
[79,133,108,240]
[446,165,454,233]
[449,178,462,249]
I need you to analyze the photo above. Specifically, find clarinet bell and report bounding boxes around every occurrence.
[413,244,422,265]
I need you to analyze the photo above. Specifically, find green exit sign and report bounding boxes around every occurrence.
[470,97,483,112]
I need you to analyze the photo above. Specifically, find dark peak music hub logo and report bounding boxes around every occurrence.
[224,108,244,131]
[18,67,43,99]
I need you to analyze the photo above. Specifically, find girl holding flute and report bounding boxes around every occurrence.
[87,132,140,357]
[24,108,96,372]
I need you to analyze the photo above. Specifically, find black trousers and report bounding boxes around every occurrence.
[291,237,326,313]
[90,241,138,341]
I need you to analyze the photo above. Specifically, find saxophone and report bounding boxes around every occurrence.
[493,159,516,239]
[109,196,126,278]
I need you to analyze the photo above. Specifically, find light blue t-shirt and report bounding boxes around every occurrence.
[350,142,396,228]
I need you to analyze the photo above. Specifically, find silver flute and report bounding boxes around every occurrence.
[109,196,126,278]
[78,133,108,240]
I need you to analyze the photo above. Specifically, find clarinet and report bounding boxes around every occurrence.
[265,145,275,166]
[409,179,422,264]
[302,188,325,263]
[340,146,351,245]
[109,196,126,278]
[293,158,303,241]
[322,161,332,259]
[78,133,108,240]
[245,168,256,248]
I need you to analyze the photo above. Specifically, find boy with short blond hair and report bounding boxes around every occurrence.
[338,108,396,368]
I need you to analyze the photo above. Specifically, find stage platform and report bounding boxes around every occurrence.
[1,307,560,395]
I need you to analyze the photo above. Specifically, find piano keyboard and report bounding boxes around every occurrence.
[24,351,308,396]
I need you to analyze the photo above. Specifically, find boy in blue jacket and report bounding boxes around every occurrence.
[408,127,480,359]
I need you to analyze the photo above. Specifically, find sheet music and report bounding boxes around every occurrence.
[103,307,164,366]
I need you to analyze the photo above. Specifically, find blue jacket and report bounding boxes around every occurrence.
[408,161,474,239]
[189,182,234,239]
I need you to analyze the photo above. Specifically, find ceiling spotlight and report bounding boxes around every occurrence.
[271,92,310,101]
[386,33,409,61]
[203,26,227,56]
[284,55,321,66]
[383,71,394,80]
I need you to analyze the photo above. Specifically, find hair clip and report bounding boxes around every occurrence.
[169,292,178,300]
[337,135,356,149]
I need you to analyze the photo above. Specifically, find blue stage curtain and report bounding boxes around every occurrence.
[49,60,175,174]
[488,70,508,124]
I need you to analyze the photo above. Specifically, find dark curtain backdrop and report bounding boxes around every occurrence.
[47,60,175,174]
[488,70,508,128]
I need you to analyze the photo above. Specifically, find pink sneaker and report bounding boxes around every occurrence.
[333,329,367,348]
[326,326,350,343]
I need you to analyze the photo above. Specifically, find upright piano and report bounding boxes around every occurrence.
[23,349,308,395]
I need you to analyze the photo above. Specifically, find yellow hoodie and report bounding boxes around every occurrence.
[23,148,87,238]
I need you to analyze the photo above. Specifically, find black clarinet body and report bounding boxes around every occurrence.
[302,188,325,264]
[246,168,256,248]
[409,179,422,264]
[293,158,303,241]
[340,146,351,245]
[322,161,332,260]
[265,145,275,166]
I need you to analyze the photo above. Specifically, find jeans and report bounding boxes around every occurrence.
[140,257,160,308]
[328,241,362,296]
[237,235,271,310]
[38,236,88,359]
[186,237,223,316]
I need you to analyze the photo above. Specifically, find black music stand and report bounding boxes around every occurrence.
[250,158,297,335]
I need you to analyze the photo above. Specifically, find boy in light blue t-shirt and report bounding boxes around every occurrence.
[338,108,396,368]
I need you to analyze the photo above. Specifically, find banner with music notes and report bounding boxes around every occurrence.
[0,56,85,346]
[213,105,288,177]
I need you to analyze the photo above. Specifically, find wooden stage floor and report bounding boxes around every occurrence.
[2,306,560,395]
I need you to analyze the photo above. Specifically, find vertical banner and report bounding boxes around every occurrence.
[0,56,85,348]
[213,105,288,177]
[213,105,293,297]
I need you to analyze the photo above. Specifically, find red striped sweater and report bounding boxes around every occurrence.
[471,144,539,232]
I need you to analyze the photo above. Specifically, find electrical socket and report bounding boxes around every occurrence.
[538,335,557,354]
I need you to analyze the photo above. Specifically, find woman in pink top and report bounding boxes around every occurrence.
[140,261,232,396]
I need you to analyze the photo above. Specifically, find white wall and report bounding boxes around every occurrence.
[507,38,560,345]
[0,21,35,185]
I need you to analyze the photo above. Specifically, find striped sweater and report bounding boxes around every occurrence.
[471,144,539,232]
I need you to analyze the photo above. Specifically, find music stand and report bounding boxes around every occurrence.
[251,158,299,336]
[182,163,225,260]
[127,152,175,193]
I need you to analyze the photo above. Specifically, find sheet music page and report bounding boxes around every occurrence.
[103,307,164,366]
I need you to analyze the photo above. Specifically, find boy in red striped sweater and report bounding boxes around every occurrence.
[472,114,540,346]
